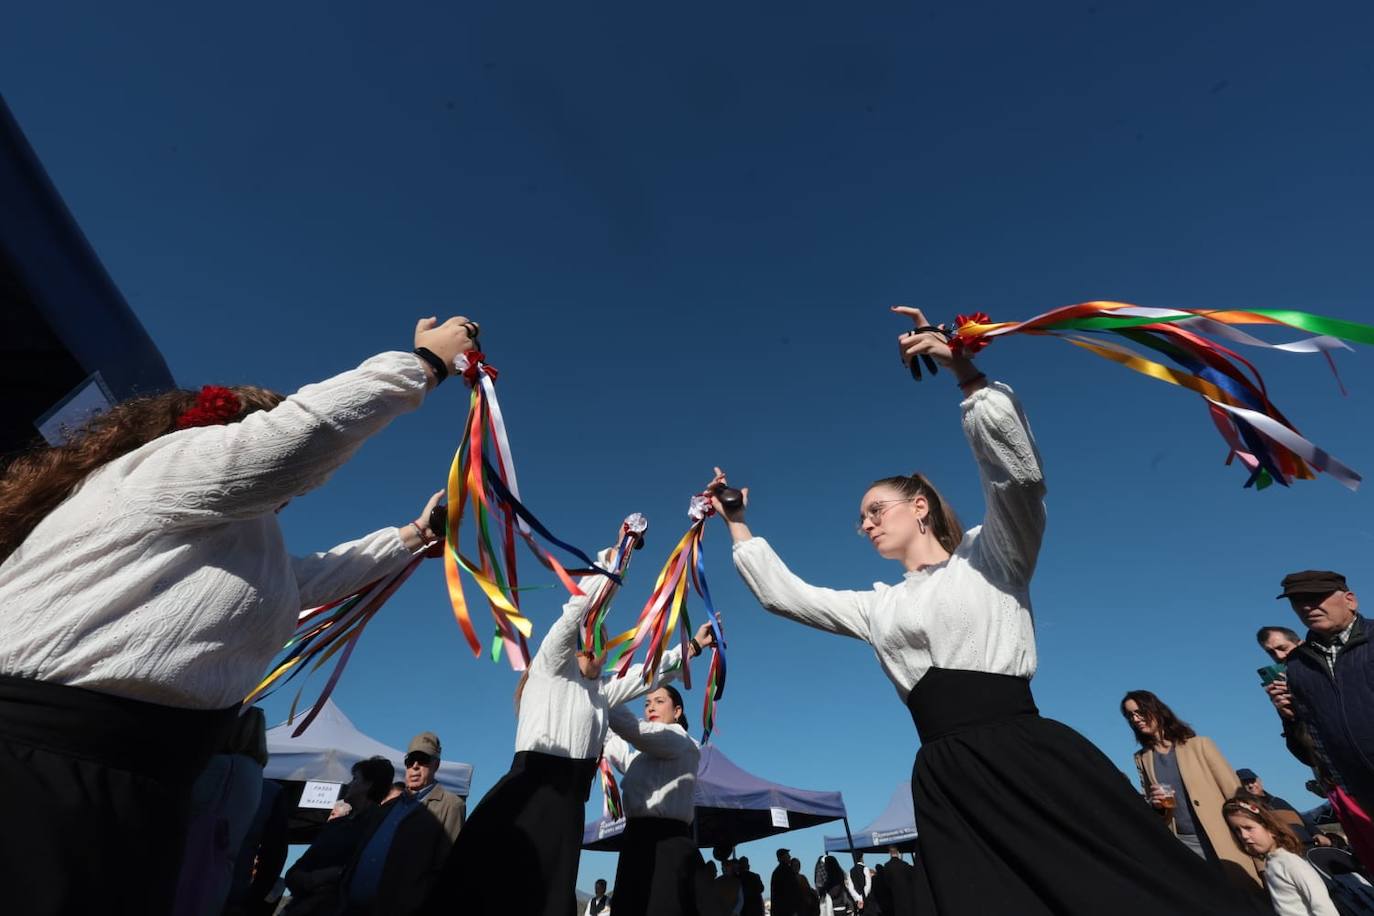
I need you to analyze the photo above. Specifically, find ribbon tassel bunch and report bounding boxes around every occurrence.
[951,302,1374,491]
[444,351,617,669]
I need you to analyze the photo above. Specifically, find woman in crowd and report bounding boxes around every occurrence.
[430,522,716,916]
[602,684,705,916]
[0,315,478,914]
[710,306,1261,914]
[1122,690,1264,894]
[1224,795,1339,916]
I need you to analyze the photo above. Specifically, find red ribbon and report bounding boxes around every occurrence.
[460,352,499,386]
[950,312,992,359]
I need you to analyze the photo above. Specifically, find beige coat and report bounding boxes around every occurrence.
[1135,736,1263,893]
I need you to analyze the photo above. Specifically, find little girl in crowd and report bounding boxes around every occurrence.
[1223,795,1338,916]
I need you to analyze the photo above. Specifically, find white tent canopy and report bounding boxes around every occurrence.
[264,699,472,797]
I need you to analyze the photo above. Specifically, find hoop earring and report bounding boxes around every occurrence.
[917,516,928,535]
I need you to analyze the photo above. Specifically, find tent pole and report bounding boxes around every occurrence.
[842,816,857,864]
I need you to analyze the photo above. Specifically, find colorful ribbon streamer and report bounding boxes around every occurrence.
[581,517,646,656]
[244,555,424,736]
[443,351,619,669]
[598,755,624,821]
[948,302,1373,491]
[609,493,729,743]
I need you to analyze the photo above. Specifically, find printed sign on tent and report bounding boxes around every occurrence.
[299,780,342,809]
[770,806,789,829]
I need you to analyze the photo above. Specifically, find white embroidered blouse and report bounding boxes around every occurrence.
[0,351,430,709]
[603,704,700,823]
[731,382,1047,701]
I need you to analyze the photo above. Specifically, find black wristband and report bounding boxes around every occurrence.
[689,637,702,657]
[957,372,987,390]
[414,347,449,383]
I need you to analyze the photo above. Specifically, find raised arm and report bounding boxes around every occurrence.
[961,382,1047,588]
[530,547,619,676]
[601,620,716,708]
[125,318,477,524]
[607,703,697,759]
[292,528,414,609]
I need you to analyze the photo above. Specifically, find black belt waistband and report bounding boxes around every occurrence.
[0,674,238,778]
[510,750,600,799]
[905,667,1038,743]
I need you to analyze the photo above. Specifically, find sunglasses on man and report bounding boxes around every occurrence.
[405,752,435,768]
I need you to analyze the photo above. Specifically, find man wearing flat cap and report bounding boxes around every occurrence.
[1274,570,1374,816]
[339,731,466,915]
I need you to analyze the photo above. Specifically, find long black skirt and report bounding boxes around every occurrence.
[0,674,237,916]
[907,667,1264,915]
[429,750,598,916]
[610,816,703,916]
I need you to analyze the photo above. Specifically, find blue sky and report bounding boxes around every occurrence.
[6,0,1374,889]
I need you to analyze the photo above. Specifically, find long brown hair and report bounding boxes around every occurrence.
[869,472,964,555]
[1223,794,1303,854]
[0,385,282,563]
[1120,690,1197,750]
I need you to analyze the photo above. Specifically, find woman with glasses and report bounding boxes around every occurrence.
[707,307,1260,915]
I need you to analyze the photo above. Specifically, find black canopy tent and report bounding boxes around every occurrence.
[0,93,175,458]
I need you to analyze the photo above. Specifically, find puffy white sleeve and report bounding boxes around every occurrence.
[602,725,634,775]
[530,548,618,677]
[291,527,415,609]
[608,704,697,759]
[122,351,429,524]
[732,537,873,640]
[961,382,1047,588]
[600,644,686,709]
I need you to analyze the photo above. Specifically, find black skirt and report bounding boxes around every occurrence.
[0,674,237,916]
[610,816,704,916]
[429,750,598,916]
[907,667,1265,915]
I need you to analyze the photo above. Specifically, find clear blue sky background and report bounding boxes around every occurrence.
[6,0,1374,890]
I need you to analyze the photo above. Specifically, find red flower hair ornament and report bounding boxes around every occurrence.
[175,386,243,429]
[950,311,993,359]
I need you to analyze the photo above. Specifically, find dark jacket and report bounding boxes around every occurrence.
[770,864,801,916]
[340,783,466,915]
[1285,614,1374,813]
[739,868,765,916]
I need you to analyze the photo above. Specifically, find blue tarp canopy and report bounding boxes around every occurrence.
[583,744,847,851]
[824,782,918,854]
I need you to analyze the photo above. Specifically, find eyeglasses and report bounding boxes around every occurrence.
[855,498,914,534]
[404,753,434,768]
[1122,710,1148,722]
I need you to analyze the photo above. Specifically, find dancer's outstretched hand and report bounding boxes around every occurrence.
[707,467,748,523]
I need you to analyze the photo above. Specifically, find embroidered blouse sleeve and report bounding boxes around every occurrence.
[599,644,686,709]
[123,351,429,523]
[530,548,617,677]
[961,382,1047,588]
[602,725,634,775]
[608,704,697,759]
[732,537,873,640]
[291,527,415,610]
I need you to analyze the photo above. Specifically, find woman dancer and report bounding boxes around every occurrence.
[1123,690,1263,893]
[602,684,704,916]
[710,306,1261,914]
[431,525,716,916]
[0,315,478,915]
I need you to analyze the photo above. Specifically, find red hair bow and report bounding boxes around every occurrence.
[176,386,243,429]
[951,311,992,358]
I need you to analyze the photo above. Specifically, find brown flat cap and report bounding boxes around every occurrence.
[1277,570,1349,599]
[407,731,442,758]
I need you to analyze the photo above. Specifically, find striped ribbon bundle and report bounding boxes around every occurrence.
[580,515,647,656]
[950,302,1374,491]
[244,555,424,736]
[444,351,618,669]
[608,492,728,743]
